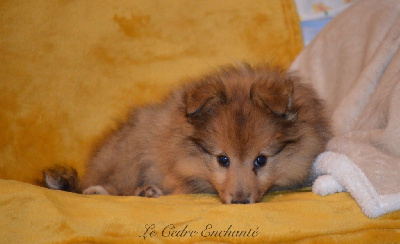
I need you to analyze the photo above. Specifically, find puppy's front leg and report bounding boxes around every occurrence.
[134,185,163,198]
[82,185,118,195]
[82,185,109,195]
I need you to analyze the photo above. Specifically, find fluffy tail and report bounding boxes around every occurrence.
[42,165,80,193]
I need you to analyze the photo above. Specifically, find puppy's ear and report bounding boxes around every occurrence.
[251,76,297,121]
[185,80,226,118]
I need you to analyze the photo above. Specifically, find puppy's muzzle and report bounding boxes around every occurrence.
[229,191,252,204]
[231,199,250,204]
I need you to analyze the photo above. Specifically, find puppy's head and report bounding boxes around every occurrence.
[184,64,330,204]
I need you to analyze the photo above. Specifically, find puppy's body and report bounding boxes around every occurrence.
[44,64,330,204]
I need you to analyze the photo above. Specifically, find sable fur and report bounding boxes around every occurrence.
[43,63,331,204]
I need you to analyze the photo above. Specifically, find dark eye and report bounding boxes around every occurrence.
[217,155,230,167]
[254,155,267,168]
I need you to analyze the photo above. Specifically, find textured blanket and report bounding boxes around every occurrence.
[291,0,400,218]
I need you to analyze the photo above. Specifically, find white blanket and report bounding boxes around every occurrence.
[291,0,400,218]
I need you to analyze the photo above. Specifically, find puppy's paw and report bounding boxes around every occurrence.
[83,185,109,195]
[135,185,163,198]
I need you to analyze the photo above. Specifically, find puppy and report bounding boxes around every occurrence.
[43,63,331,204]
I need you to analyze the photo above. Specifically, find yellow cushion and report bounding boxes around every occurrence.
[0,0,302,183]
[1,180,400,243]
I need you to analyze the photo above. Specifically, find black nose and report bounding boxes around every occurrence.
[231,199,250,204]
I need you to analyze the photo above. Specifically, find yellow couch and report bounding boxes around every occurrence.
[1,0,399,243]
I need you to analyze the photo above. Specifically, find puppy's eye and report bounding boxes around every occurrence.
[217,155,230,167]
[254,155,267,168]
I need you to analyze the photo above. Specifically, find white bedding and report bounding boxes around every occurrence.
[291,0,400,218]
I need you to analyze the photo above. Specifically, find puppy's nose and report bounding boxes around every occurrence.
[231,199,250,204]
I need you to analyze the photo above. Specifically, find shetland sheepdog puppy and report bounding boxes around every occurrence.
[44,63,330,204]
